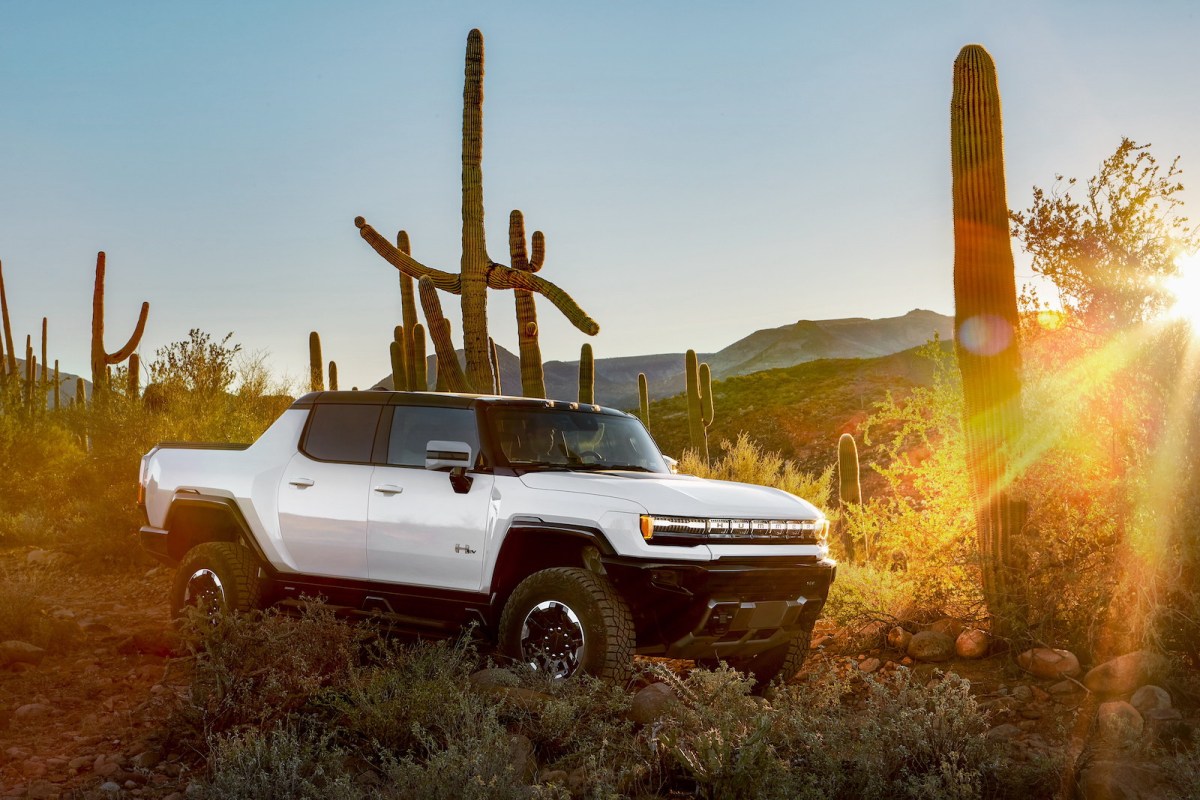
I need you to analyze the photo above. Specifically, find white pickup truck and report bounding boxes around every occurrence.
[139,391,835,684]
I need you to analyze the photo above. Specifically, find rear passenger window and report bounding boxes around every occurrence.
[303,404,384,463]
[388,407,480,467]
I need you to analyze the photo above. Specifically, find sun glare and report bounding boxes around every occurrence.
[1165,252,1200,326]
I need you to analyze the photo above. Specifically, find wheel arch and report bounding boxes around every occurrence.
[489,523,616,608]
[164,495,271,569]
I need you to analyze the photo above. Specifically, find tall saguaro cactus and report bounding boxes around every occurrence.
[685,350,715,463]
[309,332,324,392]
[837,433,862,562]
[0,260,15,378]
[328,361,339,391]
[91,252,149,399]
[951,44,1028,635]
[412,323,428,390]
[419,277,471,393]
[40,317,47,384]
[578,343,594,404]
[510,210,547,398]
[128,353,141,398]
[355,29,598,394]
[638,373,650,428]
[391,325,411,391]
[397,231,420,389]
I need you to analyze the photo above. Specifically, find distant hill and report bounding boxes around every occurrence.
[375,309,952,407]
[10,358,89,407]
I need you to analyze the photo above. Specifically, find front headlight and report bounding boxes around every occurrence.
[640,514,827,545]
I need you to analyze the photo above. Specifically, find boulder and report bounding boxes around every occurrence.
[955,629,989,659]
[1129,685,1171,714]
[507,734,536,784]
[858,657,882,674]
[1097,700,1143,739]
[628,683,677,725]
[929,618,964,639]
[887,626,912,652]
[985,723,1022,741]
[1077,760,1164,800]
[1083,651,1169,696]
[1016,647,1080,679]
[0,641,46,668]
[906,631,955,662]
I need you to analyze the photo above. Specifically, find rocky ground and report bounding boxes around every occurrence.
[1,546,1197,799]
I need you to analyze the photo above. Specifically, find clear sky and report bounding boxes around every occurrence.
[2,1,1198,390]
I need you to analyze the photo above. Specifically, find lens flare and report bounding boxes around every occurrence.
[958,314,1013,356]
[1165,252,1200,326]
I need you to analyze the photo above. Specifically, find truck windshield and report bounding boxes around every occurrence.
[487,407,669,473]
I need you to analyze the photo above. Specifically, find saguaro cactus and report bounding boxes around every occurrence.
[0,260,15,377]
[309,332,324,392]
[578,343,594,404]
[40,317,47,384]
[391,326,411,391]
[951,44,1028,635]
[638,373,650,428]
[510,210,547,398]
[75,377,85,408]
[53,360,60,411]
[128,353,141,398]
[418,277,470,393]
[412,323,428,390]
[328,361,339,391]
[489,337,502,395]
[684,350,713,463]
[90,252,149,398]
[355,30,598,394]
[397,231,420,389]
[837,433,862,562]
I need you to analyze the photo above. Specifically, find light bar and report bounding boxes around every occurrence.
[640,515,828,545]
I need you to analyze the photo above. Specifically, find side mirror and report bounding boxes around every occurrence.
[425,440,474,471]
[663,455,679,475]
[426,440,474,494]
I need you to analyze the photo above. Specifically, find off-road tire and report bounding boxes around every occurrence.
[170,541,263,619]
[499,567,634,684]
[727,626,813,689]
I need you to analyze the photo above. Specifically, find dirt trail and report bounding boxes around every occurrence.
[0,551,192,800]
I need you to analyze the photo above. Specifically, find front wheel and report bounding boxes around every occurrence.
[170,541,263,619]
[498,568,634,683]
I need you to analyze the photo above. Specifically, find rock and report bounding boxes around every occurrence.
[26,549,53,566]
[1083,651,1169,696]
[1077,760,1164,800]
[1049,679,1082,695]
[886,626,912,651]
[469,668,519,689]
[0,641,47,668]
[117,631,180,658]
[929,618,964,639]
[14,703,50,721]
[811,634,834,649]
[859,657,882,674]
[540,769,569,785]
[629,683,677,725]
[1012,685,1034,703]
[21,760,47,779]
[986,723,1022,741]
[507,734,535,783]
[131,750,161,770]
[100,782,122,793]
[68,756,91,772]
[1097,700,1144,739]
[1016,647,1080,679]
[1129,684,1171,714]
[906,631,954,662]
[1144,707,1182,722]
[955,629,988,659]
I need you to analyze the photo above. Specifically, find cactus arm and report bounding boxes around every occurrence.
[699,363,715,426]
[509,211,528,271]
[486,264,600,335]
[104,301,149,364]
[1,259,17,376]
[510,210,546,398]
[489,337,502,394]
[356,218,463,293]
[529,230,545,272]
[418,276,470,393]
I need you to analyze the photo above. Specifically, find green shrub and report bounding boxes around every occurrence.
[197,725,361,800]
[680,432,832,513]
[0,570,75,650]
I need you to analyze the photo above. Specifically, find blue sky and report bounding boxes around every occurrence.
[2,1,1198,389]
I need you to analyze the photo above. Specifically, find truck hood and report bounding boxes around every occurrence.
[517,471,823,519]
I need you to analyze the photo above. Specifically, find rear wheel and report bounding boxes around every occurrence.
[170,542,263,619]
[499,568,634,683]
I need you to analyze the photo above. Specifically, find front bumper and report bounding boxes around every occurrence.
[603,555,836,660]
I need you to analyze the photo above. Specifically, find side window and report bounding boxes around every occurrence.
[303,404,384,463]
[387,407,480,467]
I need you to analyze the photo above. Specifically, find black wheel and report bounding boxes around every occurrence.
[499,567,634,683]
[726,626,812,689]
[170,542,263,619]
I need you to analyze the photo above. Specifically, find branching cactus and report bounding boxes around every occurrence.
[328,361,339,391]
[90,252,149,398]
[638,372,649,428]
[355,30,598,394]
[578,343,594,404]
[684,350,711,463]
[951,44,1028,635]
[0,259,15,377]
[309,332,324,392]
[412,323,428,390]
[837,433,862,562]
[509,210,547,398]
[418,276,470,393]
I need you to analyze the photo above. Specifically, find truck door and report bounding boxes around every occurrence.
[276,402,383,580]
[367,405,493,592]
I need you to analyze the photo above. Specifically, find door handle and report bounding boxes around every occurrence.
[373,485,404,495]
[288,478,315,488]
